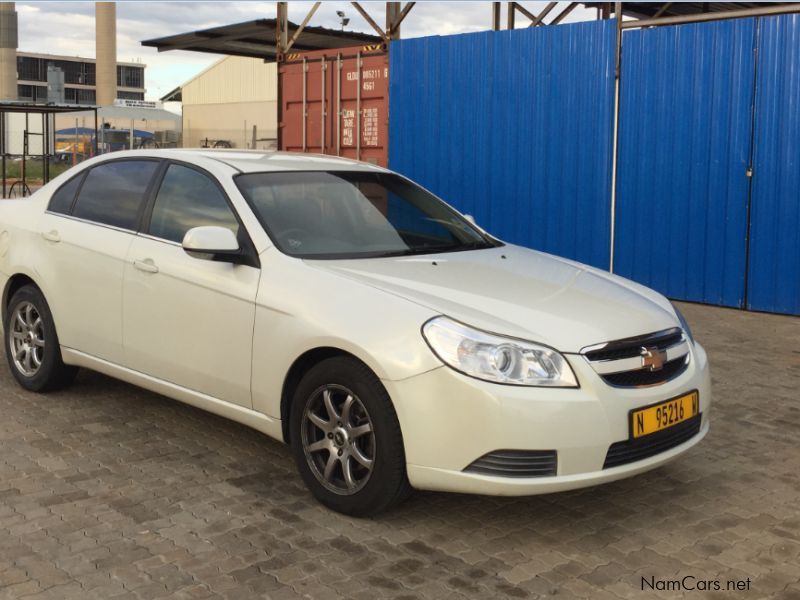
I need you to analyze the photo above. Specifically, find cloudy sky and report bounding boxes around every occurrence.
[16,2,596,101]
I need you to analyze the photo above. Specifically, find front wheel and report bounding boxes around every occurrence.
[289,357,411,516]
[4,285,77,392]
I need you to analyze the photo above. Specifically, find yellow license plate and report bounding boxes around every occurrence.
[631,391,699,439]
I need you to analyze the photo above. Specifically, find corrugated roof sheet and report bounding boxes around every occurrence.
[142,19,382,62]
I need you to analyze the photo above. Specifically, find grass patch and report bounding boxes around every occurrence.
[3,160,72,183]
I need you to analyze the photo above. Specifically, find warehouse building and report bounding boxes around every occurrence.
[162,55,277,150]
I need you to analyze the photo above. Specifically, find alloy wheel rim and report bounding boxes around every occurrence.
[9,301,45,377]
[301,384,375,495]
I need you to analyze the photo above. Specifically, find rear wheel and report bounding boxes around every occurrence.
[4,285,77,392]
[290,357,411,516]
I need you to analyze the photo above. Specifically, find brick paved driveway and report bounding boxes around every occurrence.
[1,303,799,600]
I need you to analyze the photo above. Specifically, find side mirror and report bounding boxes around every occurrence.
[182,226,240,258]
[463,214,477,226]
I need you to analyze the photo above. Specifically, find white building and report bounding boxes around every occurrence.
[164,55,277,150]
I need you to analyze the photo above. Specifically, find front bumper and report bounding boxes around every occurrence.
[384,342,711,496]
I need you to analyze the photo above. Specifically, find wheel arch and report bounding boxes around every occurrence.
[280,346,384,444]
[2,273,41,323]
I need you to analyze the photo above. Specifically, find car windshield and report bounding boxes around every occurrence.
[235,171,499,259]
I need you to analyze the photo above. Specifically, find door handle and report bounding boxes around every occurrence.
[41,230,60,243]
[133,258,159,274]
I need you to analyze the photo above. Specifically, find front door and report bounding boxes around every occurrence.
[122,162,260,407]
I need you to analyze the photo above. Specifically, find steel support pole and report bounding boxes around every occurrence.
[551,3,578,25]
[284,1,321,54]
[492,2,501,30]
[529,2,557,27]
[609,2,622,273]
[652,3,673,19]
[386,2,401,39]
[22,112,27,196]
[513,3,538,23]
[351,3,389,41]
[276,1,288,59]
[42,113,48,183]
[1,110,5,198]
[507,2,516,30]
[390,2,415,38]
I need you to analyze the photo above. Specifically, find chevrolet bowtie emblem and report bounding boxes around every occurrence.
[640,346,667,371]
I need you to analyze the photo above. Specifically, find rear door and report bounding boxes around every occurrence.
[122,161,260,407]
[38,159,160,363]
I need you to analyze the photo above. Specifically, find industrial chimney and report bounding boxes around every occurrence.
[0,3,18,101]
[95,2,117,106]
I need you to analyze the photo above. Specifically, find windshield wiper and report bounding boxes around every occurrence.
[400,241,494,256]
[457,240,496,250]
[364,240,497,259]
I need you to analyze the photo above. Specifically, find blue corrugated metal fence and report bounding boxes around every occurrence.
[389,20,616,269]
[389,15,800,315]
[614,19,757,308]
[747,15,800,315]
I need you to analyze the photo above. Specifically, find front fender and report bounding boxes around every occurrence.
[250,250,441,419]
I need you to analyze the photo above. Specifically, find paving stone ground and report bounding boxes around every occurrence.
[0,302,798,600]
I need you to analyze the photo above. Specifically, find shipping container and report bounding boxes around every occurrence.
[278,45,389,166]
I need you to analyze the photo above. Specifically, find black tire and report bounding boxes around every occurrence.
[4,285,78,392]
[289,356,412,516]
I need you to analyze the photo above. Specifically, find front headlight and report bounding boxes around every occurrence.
[671,303,695,345]
[422,316,578,387]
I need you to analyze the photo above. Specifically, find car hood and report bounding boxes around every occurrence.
[306,244,679,352]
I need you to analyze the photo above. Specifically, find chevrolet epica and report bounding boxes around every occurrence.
[0,150,710,516]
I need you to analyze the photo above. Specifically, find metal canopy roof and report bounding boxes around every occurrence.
[141,19,382,61]
[0,102,97,114]
[583,2,784,19]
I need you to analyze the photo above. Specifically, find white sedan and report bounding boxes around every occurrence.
[0,150,710,516]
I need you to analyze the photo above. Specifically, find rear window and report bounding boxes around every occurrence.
[72,160,159,230]
[48,173,84,215]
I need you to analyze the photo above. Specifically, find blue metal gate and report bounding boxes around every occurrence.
[747,14,800,315]
[389,20,616,269]
[614,19,757,308]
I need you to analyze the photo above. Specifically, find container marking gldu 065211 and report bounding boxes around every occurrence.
[278,46,389,166]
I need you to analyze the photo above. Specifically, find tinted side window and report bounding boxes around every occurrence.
[73,160,158,230]
[148,164,239,243]
[48,173,84,215]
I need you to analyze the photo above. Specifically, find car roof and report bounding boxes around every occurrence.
[88,149,389,174]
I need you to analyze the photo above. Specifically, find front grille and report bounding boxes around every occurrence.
[601,356,688,387]
[603,415,702,469]
[582,327,690,388]
[464,450,557,478]
[584,328,684,362]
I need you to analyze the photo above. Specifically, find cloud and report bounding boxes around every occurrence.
[17,2,596,100]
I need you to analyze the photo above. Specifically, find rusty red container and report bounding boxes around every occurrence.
[279,45,389,166]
